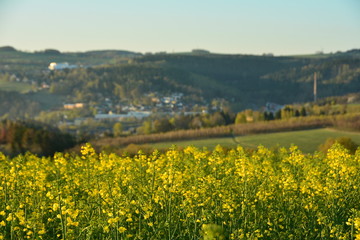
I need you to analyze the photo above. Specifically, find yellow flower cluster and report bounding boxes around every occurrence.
[0,143,359,239]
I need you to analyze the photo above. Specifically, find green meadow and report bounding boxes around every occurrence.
[146,128,360,153]
[0,79,33,93]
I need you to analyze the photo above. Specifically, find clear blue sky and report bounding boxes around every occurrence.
[0,0,359,55]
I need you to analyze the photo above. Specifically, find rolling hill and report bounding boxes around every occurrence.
[0,47,359,118]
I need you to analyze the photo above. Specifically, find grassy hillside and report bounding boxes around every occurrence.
[0,79,33,93]
[137,128,360,153]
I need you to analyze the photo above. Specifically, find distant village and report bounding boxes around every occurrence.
[4,62,288,136]
[62,91,210,126]
[47,62,211,127]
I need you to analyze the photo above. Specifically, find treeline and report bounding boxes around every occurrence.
[135,99,357,135]
[137,110,235,134]
[0,120,76,156]
[236,102,349,123]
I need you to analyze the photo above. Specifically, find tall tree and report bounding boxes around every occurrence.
[113,122,123,137]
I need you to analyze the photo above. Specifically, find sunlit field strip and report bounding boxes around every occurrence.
[146,128,360,153]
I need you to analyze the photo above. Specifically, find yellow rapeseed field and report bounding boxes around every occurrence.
[1,143,360,239]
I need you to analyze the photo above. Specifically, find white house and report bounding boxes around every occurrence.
[48,62,77,70]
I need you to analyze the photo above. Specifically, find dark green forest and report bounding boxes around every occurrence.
[137,51,360,107]
[0,120,75,156]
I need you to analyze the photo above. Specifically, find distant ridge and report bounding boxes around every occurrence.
[346,48,360,53]
[38,49,62,55]
[83,50,143,57]
[0,46,17,52]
